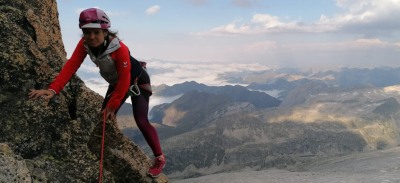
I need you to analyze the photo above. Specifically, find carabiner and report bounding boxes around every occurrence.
[129,84,141,96]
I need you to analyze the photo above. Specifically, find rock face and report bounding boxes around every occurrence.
[0,143,31,183]
[0,0,167,182]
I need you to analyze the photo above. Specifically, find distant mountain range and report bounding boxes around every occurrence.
[120,81,281,145]
[117,67,400,179]
[246,67,400,99]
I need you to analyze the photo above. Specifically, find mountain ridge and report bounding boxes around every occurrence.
[129,82,400,179]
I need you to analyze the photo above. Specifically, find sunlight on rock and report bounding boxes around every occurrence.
[163,107,187,127]
[270,104,356,124]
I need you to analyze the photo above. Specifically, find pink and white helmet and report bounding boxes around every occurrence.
[79,8,111,29]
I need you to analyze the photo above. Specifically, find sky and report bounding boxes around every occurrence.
[56,0,400,95]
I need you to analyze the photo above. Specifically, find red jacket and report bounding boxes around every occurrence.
[49,37,131,110]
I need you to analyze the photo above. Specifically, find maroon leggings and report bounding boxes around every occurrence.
[102,86,163,157]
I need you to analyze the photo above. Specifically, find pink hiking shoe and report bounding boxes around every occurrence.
[147,154,166,178]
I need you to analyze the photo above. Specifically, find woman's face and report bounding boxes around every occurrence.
[82,28,107,48]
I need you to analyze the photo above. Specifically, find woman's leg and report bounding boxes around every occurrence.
[131,92,163,156]
[103,84,161,155]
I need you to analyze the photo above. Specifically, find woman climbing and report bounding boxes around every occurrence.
[28,8,166,177]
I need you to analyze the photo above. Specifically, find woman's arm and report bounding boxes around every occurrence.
[48,38,87,94]
[105,42,131,110]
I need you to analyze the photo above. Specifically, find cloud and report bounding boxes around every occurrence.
[145,5,160,15]
[317,38,397,50]
[196,0,400,36]
[76,60,275,106]
[83,78,109,96]
[208,21,252,35]
[198,13,333,36]
[76,60,272,96]
[79,62,98,73]
[194,14,312,36]
[332,0,400,35]
[243,38,398,54]
[147,60,270,86]
[351,38,387,48]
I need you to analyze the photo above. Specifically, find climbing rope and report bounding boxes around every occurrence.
[98,112,107,183]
